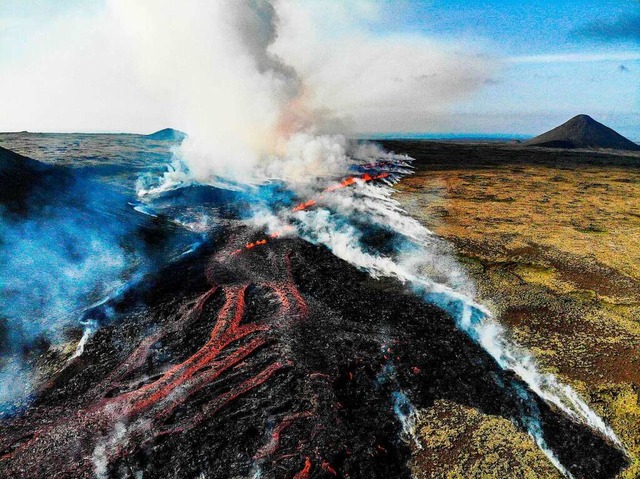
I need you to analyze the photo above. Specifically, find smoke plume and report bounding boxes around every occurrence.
[109,0,496,189]
[0,2,623,476]
[113,0,336,189]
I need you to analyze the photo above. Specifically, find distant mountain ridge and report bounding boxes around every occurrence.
[525,115,640,151]
[146,128,187,142]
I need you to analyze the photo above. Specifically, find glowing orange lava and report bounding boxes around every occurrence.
[0,255,308,477]
[231,171,390,257]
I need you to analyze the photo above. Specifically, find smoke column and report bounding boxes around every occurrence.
[289,175,624,477]
[113,0,352,193]
[107,0,493,193]
[112,1,623,475]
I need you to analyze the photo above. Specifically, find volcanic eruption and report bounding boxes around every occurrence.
[0,143,630,478]
[0,1,631,478]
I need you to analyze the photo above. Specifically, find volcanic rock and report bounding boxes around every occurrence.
[0,224,629,478]
[0,145,72,214]
[525,114,640,151]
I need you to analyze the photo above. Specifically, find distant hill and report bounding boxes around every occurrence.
[145,128,187,142]
[525,115,640,151]
[0,145,140,219]
[0,145,69,214]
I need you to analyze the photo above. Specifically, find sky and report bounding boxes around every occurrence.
[0,0,638,139]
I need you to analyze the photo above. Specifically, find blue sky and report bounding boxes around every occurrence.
[367,0,640,138]
[380,0,636,55]
[0,0,638,138]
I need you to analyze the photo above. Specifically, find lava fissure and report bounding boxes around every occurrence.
[0,249,310,477]
[230,171,392,258]
[0,217,629,478]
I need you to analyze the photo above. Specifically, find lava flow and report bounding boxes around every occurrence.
[231,171,390,257]
[0,162,629,478]
[294,172,389,209]
[0,229,629,478]
[0,245,308,478]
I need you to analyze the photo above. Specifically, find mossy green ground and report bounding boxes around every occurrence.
[395,160,640,478]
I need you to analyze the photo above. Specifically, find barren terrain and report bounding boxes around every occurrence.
[390,141,640,478]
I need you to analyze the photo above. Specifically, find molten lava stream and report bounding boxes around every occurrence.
[0,262,308,477]
[232,171,391,258]
[294,457,312,479]
[254,411,313,460]
[2,166,396,476]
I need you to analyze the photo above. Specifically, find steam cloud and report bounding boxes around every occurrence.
[121,0,396,191]
[119,0,495,189]
[0,199,141,414]
[0,1,622,476]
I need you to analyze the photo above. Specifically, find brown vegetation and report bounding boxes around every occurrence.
[392,141,640,478]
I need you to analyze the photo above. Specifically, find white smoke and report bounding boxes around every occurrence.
[393,390,422,449]
[113,0,379,194]
[92,422,129,479]
[0,358,34,417]
[289,178,624,477]
[104,0,495,190]
[0,0,496,185]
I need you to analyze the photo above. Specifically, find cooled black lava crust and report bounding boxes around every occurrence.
[0,228,628,479]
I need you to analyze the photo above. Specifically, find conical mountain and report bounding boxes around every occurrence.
[145,128,187,142]
[525,114,640,150]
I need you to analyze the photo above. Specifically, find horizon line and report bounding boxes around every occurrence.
[0,130,533,138]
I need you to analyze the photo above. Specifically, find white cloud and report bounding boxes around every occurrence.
[0,0,495,135]
[508,52,640,64]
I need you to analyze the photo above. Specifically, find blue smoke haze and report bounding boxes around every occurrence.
[0,134,200,414]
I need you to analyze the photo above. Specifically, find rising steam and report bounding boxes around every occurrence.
[105,0,494,191]
[123,2,624,475]
[0,1,623,476]
[114,0,342,190]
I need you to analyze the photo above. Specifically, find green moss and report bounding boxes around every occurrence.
[411,401,561,478]
[397,161,640,478]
